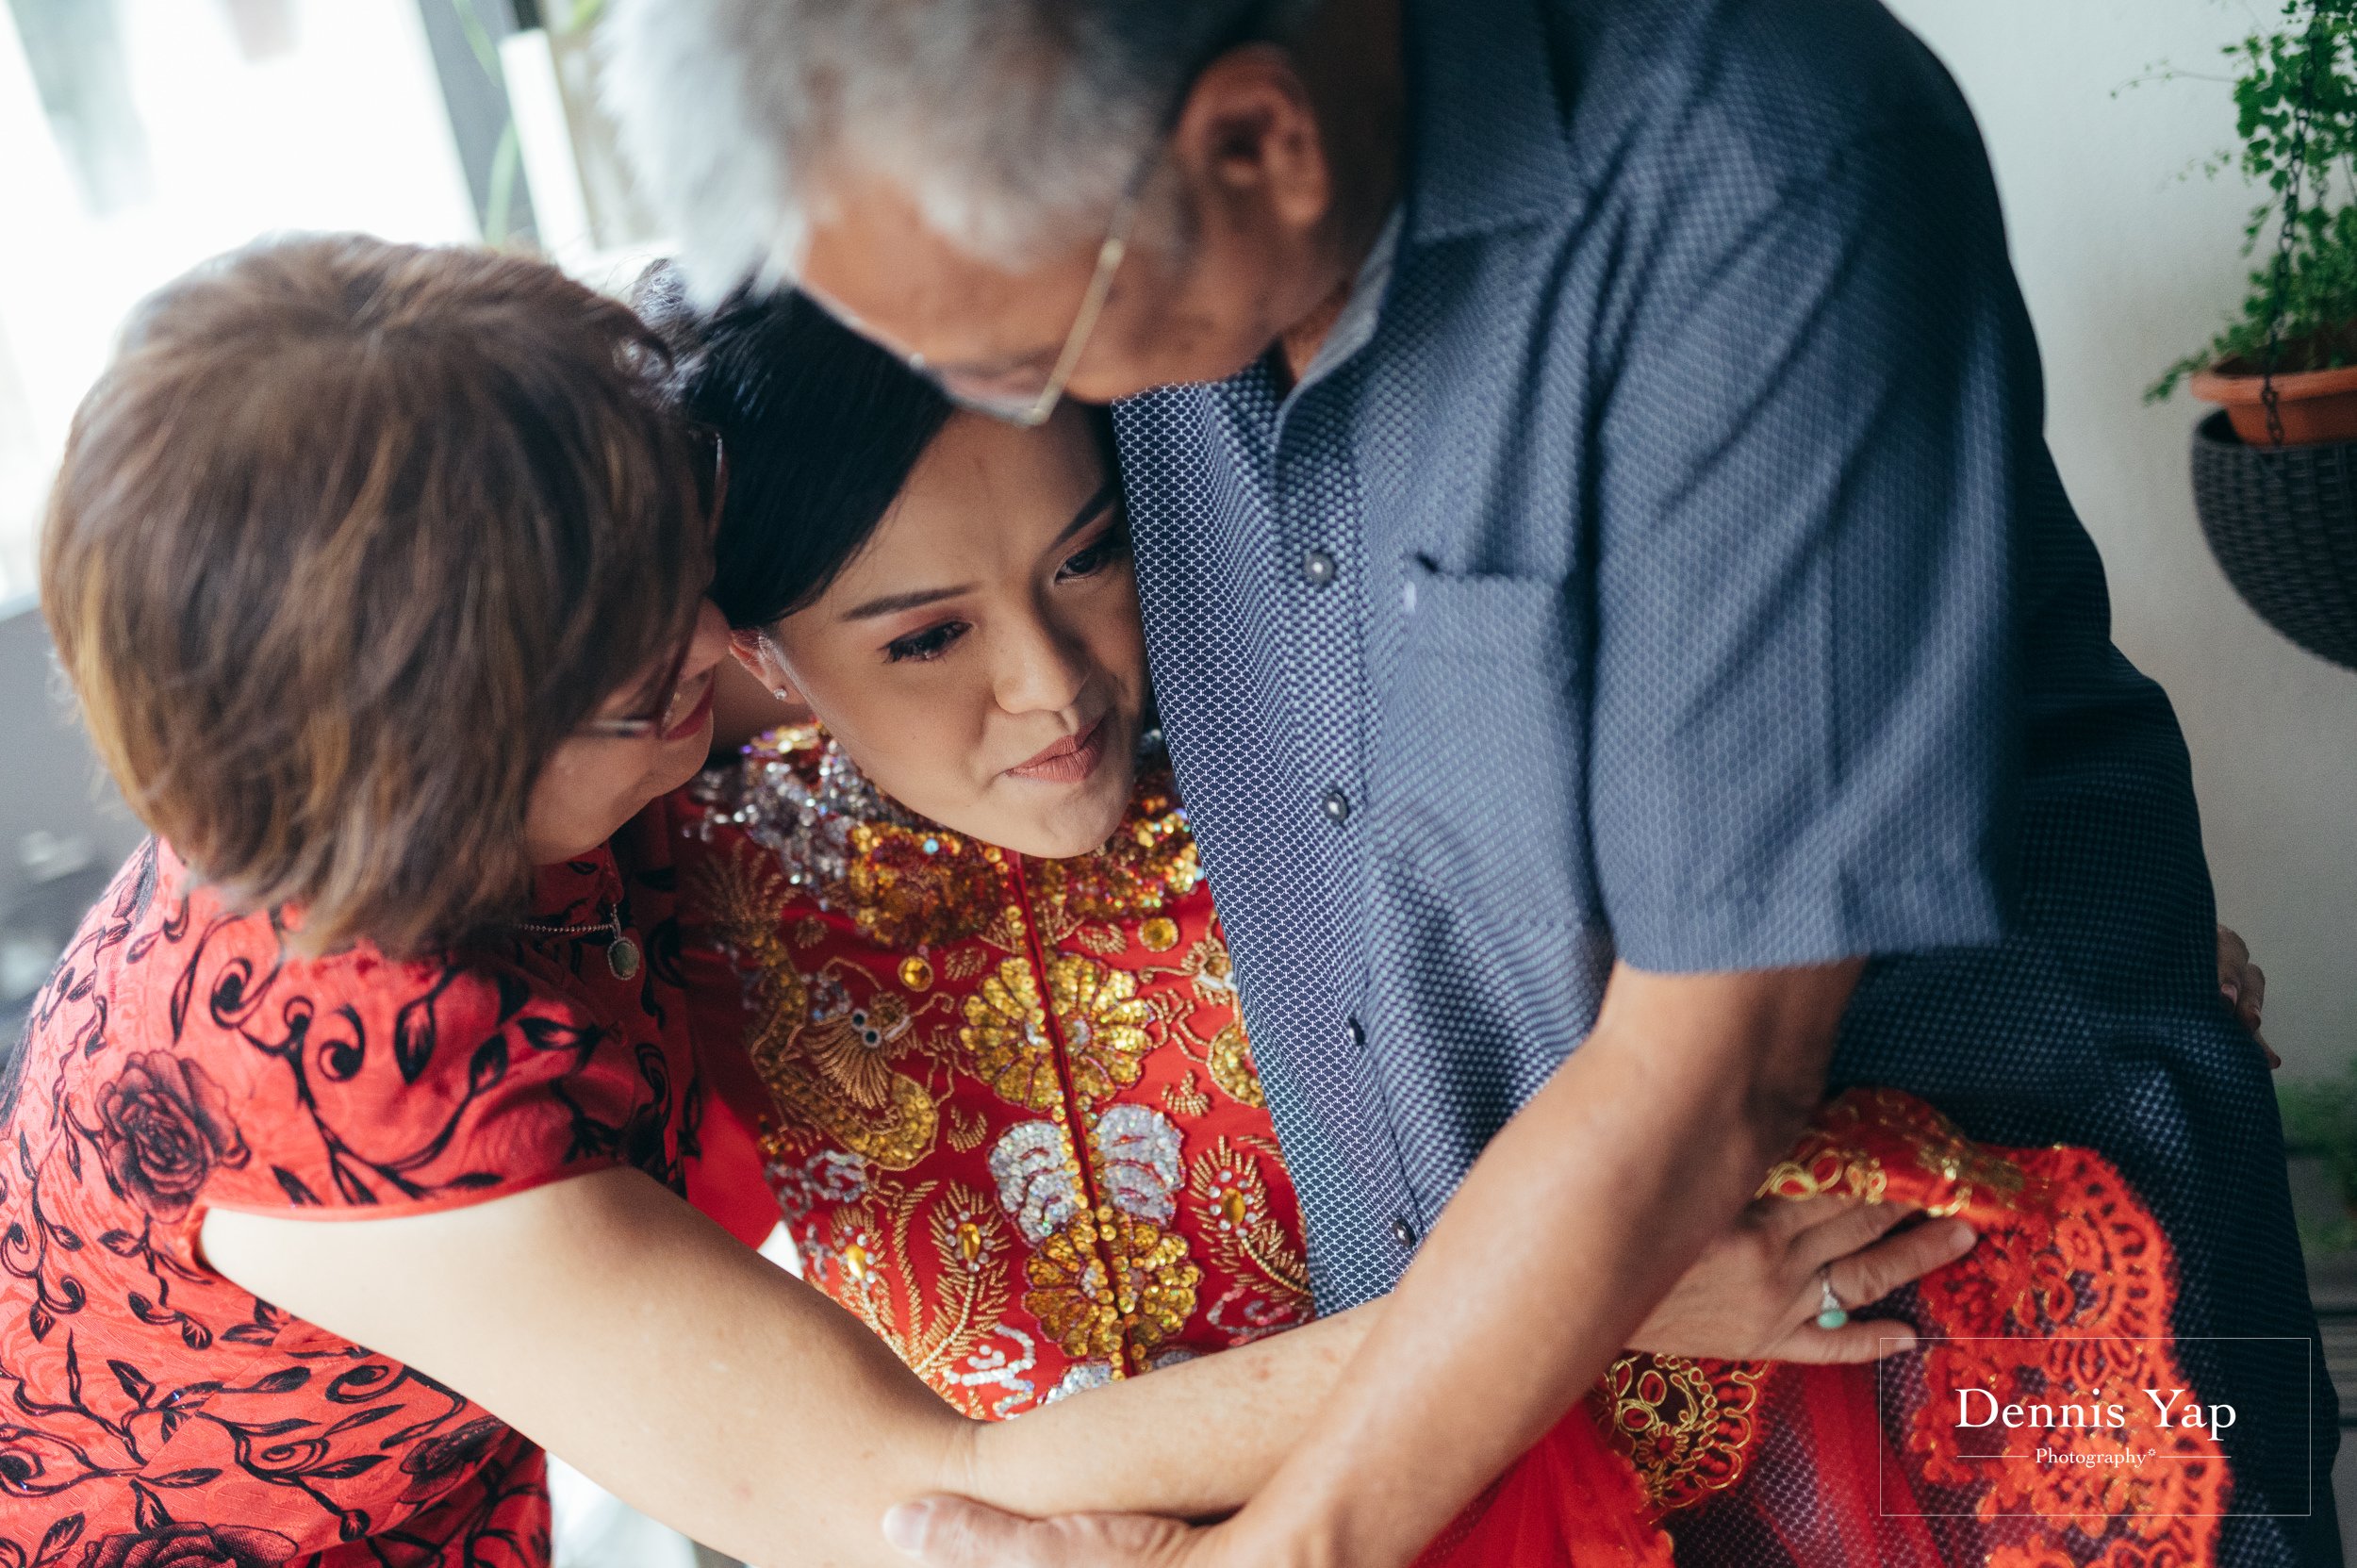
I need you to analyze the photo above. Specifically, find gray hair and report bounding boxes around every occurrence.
[602,0,1307,295]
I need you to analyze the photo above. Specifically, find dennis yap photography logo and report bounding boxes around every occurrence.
[1875,1335,2313,1519]
[1953,1386,2234,1467]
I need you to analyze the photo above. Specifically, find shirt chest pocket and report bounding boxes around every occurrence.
[1367,563,1591,932]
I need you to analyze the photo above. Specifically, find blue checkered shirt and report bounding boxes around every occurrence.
[1113,0,2333,1559]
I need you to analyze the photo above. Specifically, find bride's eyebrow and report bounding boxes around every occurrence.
[1055,480,1121,547]
[839,583,976,621]
[842,482,1121,621]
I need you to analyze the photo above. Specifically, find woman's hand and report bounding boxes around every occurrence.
[1624,1192,1976,1362]
[2217,924,2278,1067]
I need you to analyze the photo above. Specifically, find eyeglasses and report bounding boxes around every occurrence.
[913,157,1153,428]
[581,428,728,740]
[905,0,1276,427]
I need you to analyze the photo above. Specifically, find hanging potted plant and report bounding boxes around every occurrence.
[2156,0,2357,669]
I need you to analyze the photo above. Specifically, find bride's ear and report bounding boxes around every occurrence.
[728,627,803,704]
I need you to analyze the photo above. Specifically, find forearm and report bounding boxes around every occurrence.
[203,1169,1378,1564]
[210,1170,972,1568]
[1228,962,1856,1568]
[970,1305,1378,1519]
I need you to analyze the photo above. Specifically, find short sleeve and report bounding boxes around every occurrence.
[193,947,678,1224]
[1590,124,2024,972]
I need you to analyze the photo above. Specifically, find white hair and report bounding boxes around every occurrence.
[602,0,1306,298]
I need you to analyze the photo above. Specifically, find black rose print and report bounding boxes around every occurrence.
[75,1522,297,1568]
[93,1053,252,1222]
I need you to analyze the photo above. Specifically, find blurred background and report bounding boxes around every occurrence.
[0,0,2353,1554]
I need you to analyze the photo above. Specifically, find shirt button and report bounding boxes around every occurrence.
[1320,788,1351,824]
[1301,548,1337,586]
[1345,1017,1365,1049]
[1392,1216,1419,1247]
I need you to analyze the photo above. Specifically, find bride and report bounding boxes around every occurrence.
[651,277,2257,1566]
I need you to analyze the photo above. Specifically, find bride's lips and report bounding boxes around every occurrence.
[1006,718,1108,784]
[660,676,717,743]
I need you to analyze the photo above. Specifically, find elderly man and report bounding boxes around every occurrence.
[608,1,2333,1563]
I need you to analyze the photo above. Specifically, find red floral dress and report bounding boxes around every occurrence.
[676,728,1315,1412]
[1419,1091,2234,1568]
[680,728,2231,1568]
[0,810,696,1564]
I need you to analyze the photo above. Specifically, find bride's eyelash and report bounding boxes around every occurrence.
[1058,519,1132,580]
[884,620,968,663]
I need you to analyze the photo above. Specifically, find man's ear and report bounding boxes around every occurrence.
[1168,44,1333,236]
[728,627,803,703]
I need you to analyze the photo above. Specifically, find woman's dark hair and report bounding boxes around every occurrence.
[634,265,953,628]
[43,236,710,957]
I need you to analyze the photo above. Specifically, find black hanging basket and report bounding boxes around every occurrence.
[2189,409,2357,669]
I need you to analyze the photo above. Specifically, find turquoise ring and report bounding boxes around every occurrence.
[1815,1270,1849,1331]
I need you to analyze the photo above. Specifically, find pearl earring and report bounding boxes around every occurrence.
[771,688,790,701]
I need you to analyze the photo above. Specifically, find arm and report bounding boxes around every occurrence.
[1222,961,1859,1564]
[201,1103,1966,1562]
[201,1168,1374,1565]
[880,962,1864,1568]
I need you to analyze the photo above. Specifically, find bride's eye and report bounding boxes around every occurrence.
[885,620,968,663]
[1057,523,1130,582]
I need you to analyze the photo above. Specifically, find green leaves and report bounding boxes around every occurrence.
[2154,0,2357,397]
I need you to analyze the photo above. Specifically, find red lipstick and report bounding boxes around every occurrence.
[1007,718,1108,784]
[660,677,717,743]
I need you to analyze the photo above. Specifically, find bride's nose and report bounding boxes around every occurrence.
[990,610,1090,718]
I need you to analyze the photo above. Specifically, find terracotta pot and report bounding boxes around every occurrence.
[2190,359,2357,447]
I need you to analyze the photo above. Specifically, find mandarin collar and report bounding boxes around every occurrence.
[527,843,624,923]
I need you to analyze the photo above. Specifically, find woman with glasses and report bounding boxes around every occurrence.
[0,235,1961,1566]
[654,280,2258,1568]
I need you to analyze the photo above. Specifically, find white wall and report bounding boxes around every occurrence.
[1886,0,2357,1079]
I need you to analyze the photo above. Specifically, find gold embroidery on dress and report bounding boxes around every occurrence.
[946,1106,990,1154]
[1044,954,1156,1102]
[963,955,1154,1112]
[1162,1075,1213,1119]
[842,820,1004,949]
[1180,935,1238,1007]
[1595,1353,1768,1510]
[1025,1210,1201,1362]
[816,1178,1014,1397]
[689,726,1303,1403]
[1760,1087,2034,1219]
[684,850,938,1170]
[1189,1137,1312,1328]
[1205,1021,1265,1110]
[799,988,914,1109]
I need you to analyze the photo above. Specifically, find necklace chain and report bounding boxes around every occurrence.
[513,899,642,981]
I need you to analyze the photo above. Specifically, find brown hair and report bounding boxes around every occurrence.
[41,235,708,957]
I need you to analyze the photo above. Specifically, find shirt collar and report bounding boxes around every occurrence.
[1402,0,1580,245]
[1294,206,1403,393]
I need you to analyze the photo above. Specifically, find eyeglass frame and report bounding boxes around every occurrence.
[914,155,1155,428]
[580,427,729,740]
[899,0,1277,428]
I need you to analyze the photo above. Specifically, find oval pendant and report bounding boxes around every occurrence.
[607,935,642,981]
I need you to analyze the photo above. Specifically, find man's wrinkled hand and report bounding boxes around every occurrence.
[883,1495,1212,1568]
